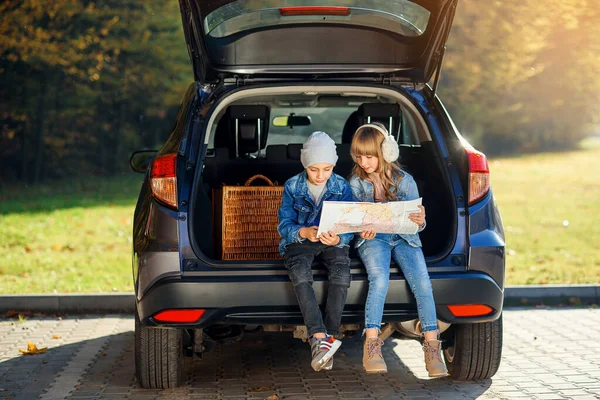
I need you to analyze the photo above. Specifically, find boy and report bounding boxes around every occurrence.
[277,131,354,371]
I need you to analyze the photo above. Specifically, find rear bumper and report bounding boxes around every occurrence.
[137,272,503,328]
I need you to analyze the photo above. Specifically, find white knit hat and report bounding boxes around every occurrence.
[300,131,338,168]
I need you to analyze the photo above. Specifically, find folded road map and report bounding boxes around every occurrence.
[317,198,422,237]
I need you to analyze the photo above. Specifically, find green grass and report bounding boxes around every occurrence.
[1,142,599,294]
[492,138,600,284]
[0,174,143,294]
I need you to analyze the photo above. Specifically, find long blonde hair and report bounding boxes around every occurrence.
[350,123,402,201]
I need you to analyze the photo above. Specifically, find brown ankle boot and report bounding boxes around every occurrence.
[363,338,387,374]
[422,339,448,378]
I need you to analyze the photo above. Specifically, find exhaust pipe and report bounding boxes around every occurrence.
[380,319,451,341]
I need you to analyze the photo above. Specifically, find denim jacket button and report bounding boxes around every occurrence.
[302,207,305,211]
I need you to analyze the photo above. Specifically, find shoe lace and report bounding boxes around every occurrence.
[424,340,443,363]
[366,338,383,359]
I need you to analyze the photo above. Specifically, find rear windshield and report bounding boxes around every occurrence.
[268,107,352,144]
[204,0,431,39]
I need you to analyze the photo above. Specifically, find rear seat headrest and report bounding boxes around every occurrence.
[228,105,269,120]
[342,103,401,143]
[358,103,400,120]
[336,143,352,160]
[287,144,302,160]
[359,103,401,139]
[266,144,287,161]
[214,105,270,158]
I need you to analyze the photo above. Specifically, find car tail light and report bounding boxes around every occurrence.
[153,309,205,323]
[150,153,177,209]
[447,304,494,317]
[466,147,490,205]
[280,6,350,17]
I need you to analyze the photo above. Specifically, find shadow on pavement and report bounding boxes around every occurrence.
[0,320,493,399]
[0,330,134,400]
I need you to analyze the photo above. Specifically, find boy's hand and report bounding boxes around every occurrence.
[360,229,376,240]
[299,226,319,242]
[319,231,341,246]
[408,205,426,227]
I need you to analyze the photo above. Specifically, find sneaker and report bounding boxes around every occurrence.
[323,357,333,371]
[310,336,341,371]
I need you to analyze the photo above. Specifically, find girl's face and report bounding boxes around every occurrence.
[355,154,380,174]
[306,163,334,185]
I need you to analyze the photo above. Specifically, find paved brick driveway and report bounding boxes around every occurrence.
[1,308,599,399]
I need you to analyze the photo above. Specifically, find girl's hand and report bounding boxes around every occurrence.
[408,205,426,227]
[360,229,376,240]
[300,226,319,242]
[319,231,341,246]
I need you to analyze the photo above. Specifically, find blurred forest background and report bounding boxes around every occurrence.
[1,0,599,292]
[1,0,600,184]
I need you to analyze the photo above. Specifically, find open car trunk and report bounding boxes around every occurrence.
[189,84,456,265]
[179,0,457,84]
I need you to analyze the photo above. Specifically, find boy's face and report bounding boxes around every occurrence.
[306,163,334,186]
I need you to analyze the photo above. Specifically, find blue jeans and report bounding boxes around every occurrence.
[358,234,438,333]
[283,242,351,337]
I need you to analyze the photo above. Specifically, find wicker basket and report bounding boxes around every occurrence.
[213,174,284,260]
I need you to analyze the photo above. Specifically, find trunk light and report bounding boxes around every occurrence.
[447,304,493,317]
[150,153,177,209]
[280,6,350,17]
[466,147,490,205]
[153,309,205,323]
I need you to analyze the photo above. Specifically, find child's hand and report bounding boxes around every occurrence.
[360,229,376,240]
[300,226,320,242]
[409,205,426,227]
[319,231,341,246]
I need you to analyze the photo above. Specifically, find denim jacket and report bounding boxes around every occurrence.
[349,169,424,248]
[278,171,355,255]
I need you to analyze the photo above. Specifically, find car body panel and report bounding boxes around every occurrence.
[467,190,506,287]
[136,271,503,328]
[429,94,507,287]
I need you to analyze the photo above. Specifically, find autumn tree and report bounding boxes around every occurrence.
[0,0,190,183]
[440,0,600,154]
[1,0,599,184]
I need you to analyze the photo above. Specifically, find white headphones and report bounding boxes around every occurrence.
[355,123,399,163]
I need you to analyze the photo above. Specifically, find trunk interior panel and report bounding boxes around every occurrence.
[190,87,455,264]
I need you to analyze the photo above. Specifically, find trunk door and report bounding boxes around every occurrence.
[179,0,457,83]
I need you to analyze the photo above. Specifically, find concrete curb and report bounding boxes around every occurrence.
[0,293,135,314]
[1,285,598,314]
[503,284,599,307]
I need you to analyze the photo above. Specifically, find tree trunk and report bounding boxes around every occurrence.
[33,74,47,184]
[19,71,29,182]
[44,73,62,182]
[20,128,28,182]
[33,73,48,184]
[97,83,107,175]
[114,100,125,174]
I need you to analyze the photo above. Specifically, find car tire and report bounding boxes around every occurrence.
[443,314,503,381]
[135,309,185,389]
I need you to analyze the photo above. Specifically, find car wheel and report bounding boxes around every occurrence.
[443,314,503,381]
[135,308,185,388]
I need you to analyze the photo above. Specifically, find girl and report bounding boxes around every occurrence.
[349,123,448,377]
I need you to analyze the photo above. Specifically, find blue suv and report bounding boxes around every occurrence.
[130,0,504,388]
